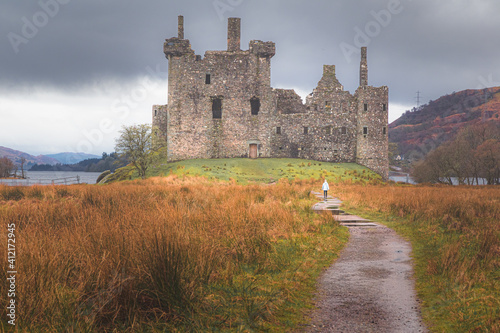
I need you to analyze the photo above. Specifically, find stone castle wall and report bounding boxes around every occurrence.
[153,16,389,179]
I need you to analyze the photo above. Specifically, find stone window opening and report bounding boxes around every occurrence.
[303,126,309,135]
[205,74,211,84]
[250,97,260,115]
[212,97,222,119]
[276,126,281,134]
[363,126,368,136]
[154,110,157,116]
[341,126,347,135]
[383,103,387,111]
[364,103,368,111]
[383,127,387,135]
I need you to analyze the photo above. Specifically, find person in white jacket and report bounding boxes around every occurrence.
[322,179,329,200]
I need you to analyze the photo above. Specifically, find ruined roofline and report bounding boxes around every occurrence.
[165,16,275,58]
[355,85,389,92]
[165,16,383,97]
[166,16,374,92]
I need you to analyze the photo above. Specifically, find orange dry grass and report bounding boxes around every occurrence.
[0,177,323,331]
[332,184,500,331]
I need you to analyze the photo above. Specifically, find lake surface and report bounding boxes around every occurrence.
[0,171,102,186]
[389,175,416,184]
[389,174,488,185]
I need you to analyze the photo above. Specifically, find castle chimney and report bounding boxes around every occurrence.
[178,15,184,39]
[323,65,336,76]
[227,17,241,52]
[360,47,368,86]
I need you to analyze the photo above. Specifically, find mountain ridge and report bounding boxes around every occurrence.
[0,146,60,167]
[45,152,101,164]
[389,87,500,161]
[0,147,100,168]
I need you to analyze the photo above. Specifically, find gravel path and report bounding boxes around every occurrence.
[302,222,428,332]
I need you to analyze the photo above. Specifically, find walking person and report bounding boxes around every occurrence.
[322,179,329,200]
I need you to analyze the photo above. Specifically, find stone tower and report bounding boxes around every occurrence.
[153,17,389,179]
[355,47,389,178]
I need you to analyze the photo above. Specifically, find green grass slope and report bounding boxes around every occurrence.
[103,158,382,184]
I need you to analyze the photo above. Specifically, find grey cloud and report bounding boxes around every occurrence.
[1,0,500,105]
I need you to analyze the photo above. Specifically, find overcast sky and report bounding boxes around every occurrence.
[1,0,499,155]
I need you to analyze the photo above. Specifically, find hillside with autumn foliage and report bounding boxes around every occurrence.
[389,87,500,161]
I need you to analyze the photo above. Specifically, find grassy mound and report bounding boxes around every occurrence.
[103,158,382,184]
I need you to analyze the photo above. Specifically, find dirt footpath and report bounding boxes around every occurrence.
[302,224,428,332]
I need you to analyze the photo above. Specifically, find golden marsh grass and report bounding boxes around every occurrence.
[0,176,347,331]
[334,184,500,332]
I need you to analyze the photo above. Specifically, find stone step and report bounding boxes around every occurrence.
[313,208,346,215]
[334,215,372,222]
[340,222,379,227]
[311,191,376,227]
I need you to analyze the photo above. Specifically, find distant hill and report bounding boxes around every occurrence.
[389,87,500,161]
[0,146,60,168]
[45,152,100,164]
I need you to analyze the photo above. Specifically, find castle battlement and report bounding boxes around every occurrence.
[153,16,389,179]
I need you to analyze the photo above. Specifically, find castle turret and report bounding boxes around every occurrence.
[359,47,368,86]
[164,15,194,58]
[227,18,241,52]
[355,46,389,180]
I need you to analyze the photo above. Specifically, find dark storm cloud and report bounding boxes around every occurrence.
[1,0,500,104]
[1,0,203,87]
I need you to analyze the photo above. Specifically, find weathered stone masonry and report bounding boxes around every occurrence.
[153,16,389,179]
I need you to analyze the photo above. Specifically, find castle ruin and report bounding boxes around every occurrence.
[153,16,389,179]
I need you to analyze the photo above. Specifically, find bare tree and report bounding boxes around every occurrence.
[0,157,15,178]
[115,124,166,179]
[475,139,500,185]
[411,122,500,185]
[20,157,27,179]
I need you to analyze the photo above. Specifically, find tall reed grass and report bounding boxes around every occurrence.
[0,177,347,331]
[334,184,500,332]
